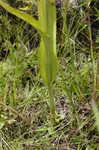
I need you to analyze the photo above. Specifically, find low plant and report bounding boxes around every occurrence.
[0,0,58,123]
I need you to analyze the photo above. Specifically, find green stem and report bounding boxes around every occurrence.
[88,10,97,101]
[48,85,56,123]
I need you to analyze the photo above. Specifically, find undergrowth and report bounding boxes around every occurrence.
[0,0,99,149]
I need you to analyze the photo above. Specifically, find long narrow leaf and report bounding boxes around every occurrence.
[38,0,58,86]
[0,0,43,33]
[92,100,99,131]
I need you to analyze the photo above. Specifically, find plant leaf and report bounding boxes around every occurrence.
[92,100,99,131]
[0,0,43,33]
[38,38,57,86]
[38,0,57,86]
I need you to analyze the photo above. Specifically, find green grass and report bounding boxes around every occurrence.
[0,0,99,149]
